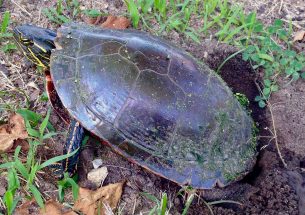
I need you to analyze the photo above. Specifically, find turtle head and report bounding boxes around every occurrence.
[13,24,56,68]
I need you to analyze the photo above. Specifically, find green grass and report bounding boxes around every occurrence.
[124,0,305,108]
[125,0,202,42]
[141,187,195,215]
[124,0,258,43]
[241,19,305,107]
[0,11,17,53]
[142,186,242,215]
[0,109,79,214]
[57,173,79,202]
[43,0,105,25]
[141,192,170,215]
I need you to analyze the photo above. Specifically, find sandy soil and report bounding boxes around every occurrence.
[0,0,305,214]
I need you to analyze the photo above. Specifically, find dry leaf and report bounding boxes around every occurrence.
[26,81,40,90]
[40,200,77,215]
[82,15,106,25]
[0,114,28,152]
[10,139,30,152]
[74,182,124,215]
[100,16,130,29]
[293,30,305,42]
[15,199,35,215]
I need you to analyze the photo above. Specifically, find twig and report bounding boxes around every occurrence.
[208,199,243,206]
[278,0,284,14]
[282,19,304,30]
[0,70,15,89]
[203,200,214,215]
[254,80,287,167]
[132,198,137,215]
[0,197,4,210]
[267,101,287,168]
[11,0,33,17]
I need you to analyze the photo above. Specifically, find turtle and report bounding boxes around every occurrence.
[13,22,257,189]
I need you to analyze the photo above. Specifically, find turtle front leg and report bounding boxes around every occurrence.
[62,119,85,177]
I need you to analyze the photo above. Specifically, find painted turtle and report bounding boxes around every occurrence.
[13,23,256,189]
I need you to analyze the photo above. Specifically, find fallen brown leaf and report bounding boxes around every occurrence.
[100,16,130,29]
[293,30,305,42]
[0,114,28,153]
[82,15,106,25]
[40,200,77,215]
[15,199,35,215]
[74,182,124,215]
[14,139,30,151]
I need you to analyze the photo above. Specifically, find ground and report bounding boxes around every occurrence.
[0,0,305,214]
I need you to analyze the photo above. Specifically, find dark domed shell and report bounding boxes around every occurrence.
[51,23,256,189]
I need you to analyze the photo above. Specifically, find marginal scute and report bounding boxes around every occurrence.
[50,23,257,189]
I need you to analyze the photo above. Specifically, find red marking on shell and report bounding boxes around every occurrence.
[45,73,71,124]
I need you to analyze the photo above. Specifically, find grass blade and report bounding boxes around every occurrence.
[29,184,44,208]
[160,193,167,215]
[39,148,79,169]
[141,192,160,204]
[182,193,194,215]
[125,0,140,28]
[0,162,14,169]
[66,177,79,200]
[1,11,10,33]
[39,109,50,135]
[15,159,29,179]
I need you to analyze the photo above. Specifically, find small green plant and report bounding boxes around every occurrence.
[57,173,79,202]
[0,11,17,53]
[124,0,140,28]
[234,93,250,108]
[2,168,21,214]
[142,187,196,215]
[124,0,202,42]
[0,109,78,213]
[177,186,195,215]
[124,1,305,108]
[43,0,104,24]
[241,19,305,107]
[141,192,170,215]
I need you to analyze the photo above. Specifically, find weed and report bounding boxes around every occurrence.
[0,11,17,53]
[57,173,79,202]
[124,0,202,42]
[43,0,105,24]
[0,109,79,213]
[82,9,104,18]
[2,168,21,214]
[124,1,305,108]
[43,7,70,25]
[234,93,250,109]
[124,0,140,28]
[141,192,170,215]
[177,186,196,215]
[241,19,305,107]
[141,187,196,215]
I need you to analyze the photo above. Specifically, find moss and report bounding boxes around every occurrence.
[224,172,241,182]
[234,92,250,109]
[251,122,259,148]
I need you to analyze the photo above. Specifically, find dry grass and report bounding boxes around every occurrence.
[233,0,305,28]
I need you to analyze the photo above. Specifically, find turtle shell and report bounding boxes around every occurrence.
[50,23,256,189]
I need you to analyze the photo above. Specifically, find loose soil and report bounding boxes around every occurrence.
[1,0,305,214]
